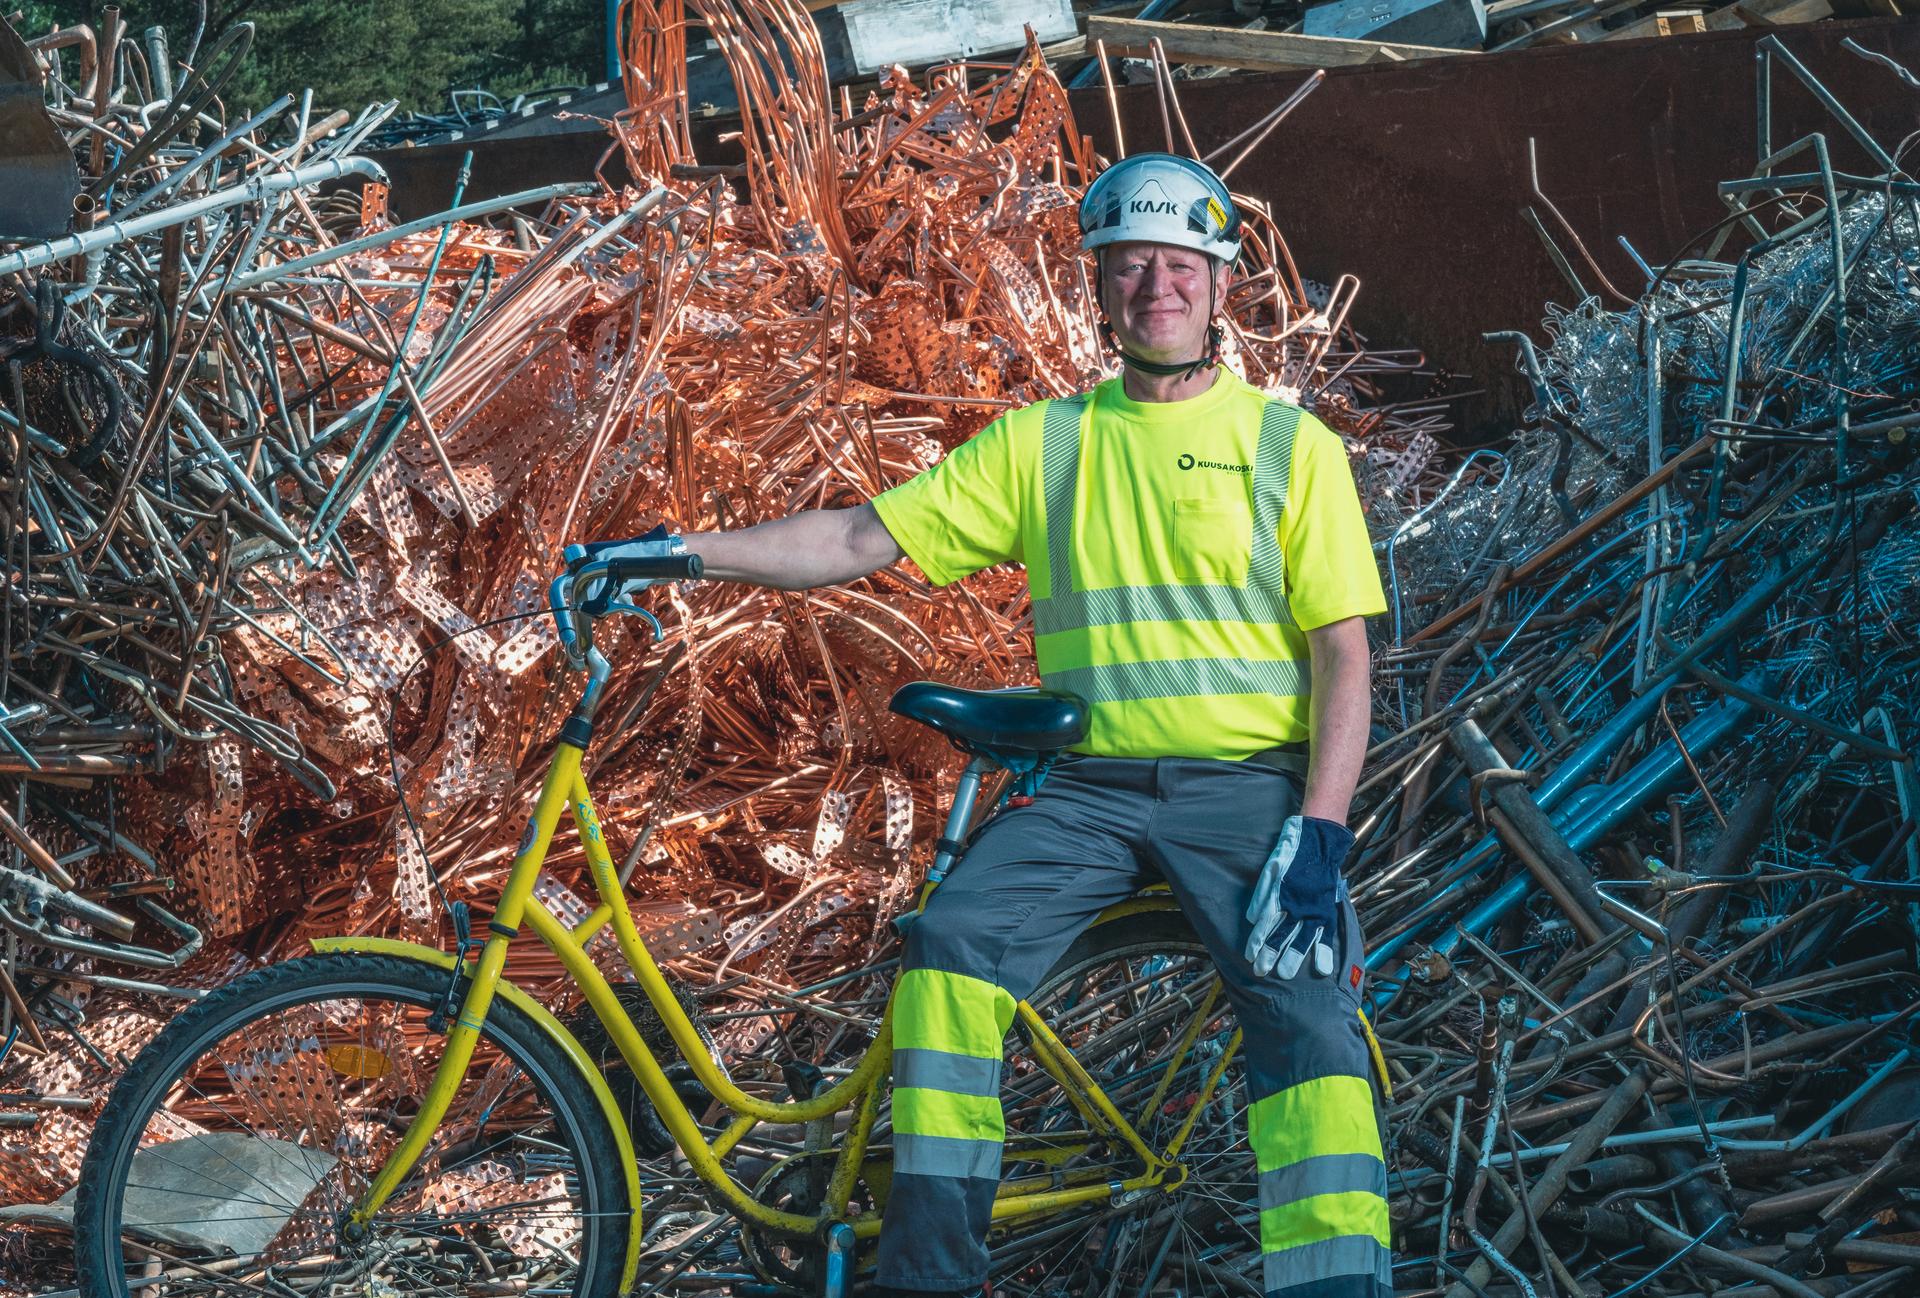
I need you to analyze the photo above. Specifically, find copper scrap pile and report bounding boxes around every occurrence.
[0,0,1448,1237]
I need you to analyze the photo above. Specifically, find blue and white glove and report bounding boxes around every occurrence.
[1244,815,1354,980]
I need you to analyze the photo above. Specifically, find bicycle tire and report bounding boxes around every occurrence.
[991,908,1263,1298]
[72,952,630,1298]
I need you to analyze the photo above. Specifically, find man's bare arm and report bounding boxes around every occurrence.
[684,504,904,591]
[1299,616,1372,825]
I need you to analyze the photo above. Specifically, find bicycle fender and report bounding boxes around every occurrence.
[309,935,644,1293]
[1089,888,1180,928]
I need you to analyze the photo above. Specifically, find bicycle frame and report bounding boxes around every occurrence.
[334,734,1242,1286]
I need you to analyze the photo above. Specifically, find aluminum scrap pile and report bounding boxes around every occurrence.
[0,0,1446,1266]
[1349,39,1920,1298]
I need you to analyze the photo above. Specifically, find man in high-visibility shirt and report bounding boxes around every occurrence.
[593,153,1390,1298]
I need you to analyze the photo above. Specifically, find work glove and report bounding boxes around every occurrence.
[1244,815,1354,980]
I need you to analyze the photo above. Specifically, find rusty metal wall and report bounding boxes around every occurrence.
[1084,16,1920,435]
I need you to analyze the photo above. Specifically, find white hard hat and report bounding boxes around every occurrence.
[1078,152,1242,264]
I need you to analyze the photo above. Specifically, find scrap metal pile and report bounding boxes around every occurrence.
[1080,0,1859,81]
[0,0,1443,1280]
[1355,39,1920,1298]
[0,0,1915,1292]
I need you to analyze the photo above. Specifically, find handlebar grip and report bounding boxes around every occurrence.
[606,553,703,583]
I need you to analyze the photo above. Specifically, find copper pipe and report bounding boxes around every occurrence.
[86,8,122,180]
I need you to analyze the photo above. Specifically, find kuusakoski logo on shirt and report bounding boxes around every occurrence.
[1177,453,1250,474]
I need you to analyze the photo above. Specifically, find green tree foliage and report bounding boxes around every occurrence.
[12,0,609,114]
[506,0,604,92]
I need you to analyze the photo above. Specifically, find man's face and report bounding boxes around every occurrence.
[1100,240,1231,363]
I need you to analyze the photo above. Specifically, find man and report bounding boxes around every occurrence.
[610,154,1390,1298]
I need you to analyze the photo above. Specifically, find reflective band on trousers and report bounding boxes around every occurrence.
[890,969,1015,1182]
[1258,1152,1389,1208]
[1030,394,1309,703]
[893,1131,1002,1180]
[1262,1235,1394,1295]
[892,1047,1001,1098]
[1250,1074,1392,1295]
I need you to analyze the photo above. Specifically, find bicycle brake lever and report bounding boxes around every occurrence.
[602,603,666,642]
[579,576,657,621]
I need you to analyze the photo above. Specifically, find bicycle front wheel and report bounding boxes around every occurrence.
[71,952,630,1298]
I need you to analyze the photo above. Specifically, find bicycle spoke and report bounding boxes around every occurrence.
[973,931,1259,1298]
[79,957,621,1298]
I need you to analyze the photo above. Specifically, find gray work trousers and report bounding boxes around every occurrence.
[876,753,1391,1297]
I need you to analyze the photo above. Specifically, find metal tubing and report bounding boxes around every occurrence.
[1444,1066,1654,1298]
[0,155,389,277]
[226,180,599,291]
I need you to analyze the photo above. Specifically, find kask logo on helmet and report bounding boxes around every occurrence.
[1130,199,1179,214]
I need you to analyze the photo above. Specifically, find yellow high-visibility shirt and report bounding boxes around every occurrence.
[870,369,1386,759]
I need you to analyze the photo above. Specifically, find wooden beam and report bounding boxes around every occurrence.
[1652,10,1709,34]
[1600,0,1833,39]
[1041,34,1088,63]
[1502,0,1643,47]
[1083,15,1473,72]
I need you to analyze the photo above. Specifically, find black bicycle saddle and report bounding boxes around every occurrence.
[888,682,1088,758]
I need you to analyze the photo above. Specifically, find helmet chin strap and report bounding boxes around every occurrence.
[1097,258,1223,382]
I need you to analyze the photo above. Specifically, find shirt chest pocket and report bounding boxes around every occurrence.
[1172,497,1253,586]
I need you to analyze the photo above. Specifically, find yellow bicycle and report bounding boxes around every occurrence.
[70,546,1292,1298]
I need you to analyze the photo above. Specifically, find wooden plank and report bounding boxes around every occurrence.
[1083,15,1472,72]
[1041,34,1088,63]
[1651,11,1712,32]
[1654,10,1709,33]
[1600,0,1832,39]
[1501,0,1642,47]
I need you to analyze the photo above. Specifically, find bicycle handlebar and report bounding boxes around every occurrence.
[549,540,703,672]
[604,553,703,586]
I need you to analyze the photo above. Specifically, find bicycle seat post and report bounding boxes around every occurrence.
[927,754,994,888]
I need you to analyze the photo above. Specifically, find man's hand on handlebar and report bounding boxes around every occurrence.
[550,525,703,670]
